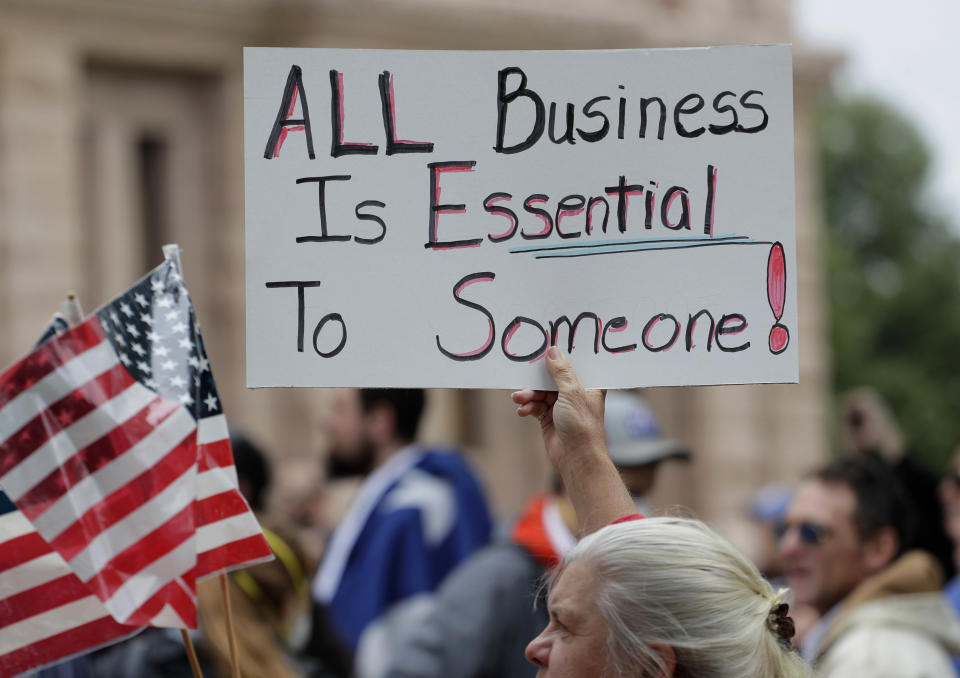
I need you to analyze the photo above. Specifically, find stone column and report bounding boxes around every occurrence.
[0,27,84,363]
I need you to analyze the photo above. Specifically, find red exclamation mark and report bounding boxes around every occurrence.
[767,242,789,354]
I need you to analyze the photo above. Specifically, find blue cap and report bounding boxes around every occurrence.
[751,484,793,523]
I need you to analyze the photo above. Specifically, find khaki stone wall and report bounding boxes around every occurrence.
[0,0,833,555]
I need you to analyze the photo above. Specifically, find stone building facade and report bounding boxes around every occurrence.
[0,0,835,554]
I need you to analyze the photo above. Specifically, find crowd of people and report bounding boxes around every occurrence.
[35,347,960,677]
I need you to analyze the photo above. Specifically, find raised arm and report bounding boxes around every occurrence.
[512,347,636,535]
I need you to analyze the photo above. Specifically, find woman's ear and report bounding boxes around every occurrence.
[650,644,676,677]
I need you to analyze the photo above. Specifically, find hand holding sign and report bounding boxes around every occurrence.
[513,347,634,534]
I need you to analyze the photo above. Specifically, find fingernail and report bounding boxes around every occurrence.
[547,346,561,360]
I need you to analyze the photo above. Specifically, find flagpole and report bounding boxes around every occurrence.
[219,573,242,678]
[180,629,206,678]
[60,292,84,326]
[162,243,184,276]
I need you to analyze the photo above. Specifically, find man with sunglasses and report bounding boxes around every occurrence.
[780,457,960,678]
[938,445,960,675]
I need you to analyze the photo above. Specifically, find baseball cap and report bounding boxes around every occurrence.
[604,391,690,467]
[750,484,793,524]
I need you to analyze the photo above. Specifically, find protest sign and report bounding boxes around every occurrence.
[244,46,796,389]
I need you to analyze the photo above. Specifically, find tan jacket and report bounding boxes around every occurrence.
[816,550,960,678]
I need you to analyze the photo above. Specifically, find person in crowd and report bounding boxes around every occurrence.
[940,444,960,599]
[361,483,573,678]
[840,387,954,578]
[312,388,492,655]
[937,443,960,673]
[227,431,353,677]
[781,456,960,677]
[231,430,272,513]
[510,347,811,678]
[370,389,688,678]
[602,390,689,515]
[198,523,350,678]
[751,484,795,581]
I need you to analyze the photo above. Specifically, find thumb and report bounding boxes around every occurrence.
[545,346,580,393]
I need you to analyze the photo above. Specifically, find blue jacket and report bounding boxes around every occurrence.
[313,448,491,650]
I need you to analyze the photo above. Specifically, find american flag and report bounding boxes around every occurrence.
[0,490,141,676]
[0,256,271,674]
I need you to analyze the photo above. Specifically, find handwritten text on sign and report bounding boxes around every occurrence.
[244,46,796,388]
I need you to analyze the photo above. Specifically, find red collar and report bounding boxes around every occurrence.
[510,495,565,570]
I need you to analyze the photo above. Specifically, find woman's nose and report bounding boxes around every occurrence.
[525,631,550,667]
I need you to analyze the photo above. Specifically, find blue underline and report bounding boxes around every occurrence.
[507,234,772,259]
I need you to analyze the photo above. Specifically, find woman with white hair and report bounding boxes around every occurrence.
[512,347,812,678]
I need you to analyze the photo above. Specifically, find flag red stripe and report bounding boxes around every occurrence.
[171,579,197,628]
[195,489,251,526]
[133,587,167,622]
[0,320,106,412]
[18,396,181,521]
[50,435,196,561]
[0,615,136,677]
[82,502,196,604]
[167,580,198,628]
[196,534,274,577]
[124,578,198,628]
[0,573,88,629]
[0,363,136,476]
[198,437,233,471]
[0,532,53,572]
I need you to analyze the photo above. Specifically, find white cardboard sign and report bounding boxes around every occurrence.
[244,46,796,389]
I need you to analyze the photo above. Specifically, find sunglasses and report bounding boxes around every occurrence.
[774,520,832,546]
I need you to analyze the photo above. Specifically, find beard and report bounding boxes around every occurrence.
[325,442,375,479]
